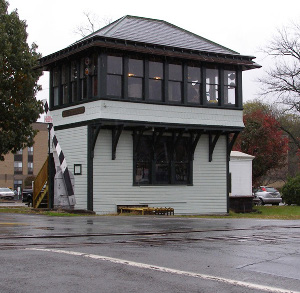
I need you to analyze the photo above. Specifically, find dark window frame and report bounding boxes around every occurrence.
[133,134,192,186]
[49,52,242,110]
[106,54,123,98]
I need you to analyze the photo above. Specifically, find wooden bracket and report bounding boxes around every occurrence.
[112,125,124,160]
[209,131,222,162]
[189,131,202,160]
[228,132,240,157]
[89,123,101,159]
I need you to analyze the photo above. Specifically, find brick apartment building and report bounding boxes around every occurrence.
[0,122,48,191]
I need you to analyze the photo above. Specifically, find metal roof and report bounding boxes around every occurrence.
[38,15,261,70]
[79,15,239,56]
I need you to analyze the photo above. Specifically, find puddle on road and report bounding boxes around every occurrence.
[35,227,55,230]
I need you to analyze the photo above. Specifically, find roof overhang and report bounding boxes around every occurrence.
[36,36,261,71]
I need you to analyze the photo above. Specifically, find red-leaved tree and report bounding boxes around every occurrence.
[233,109,289,186]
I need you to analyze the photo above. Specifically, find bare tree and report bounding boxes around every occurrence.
[259,22,300,114]
[74,12,113,37]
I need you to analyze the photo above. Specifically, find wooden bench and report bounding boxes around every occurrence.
[119,207,174,216]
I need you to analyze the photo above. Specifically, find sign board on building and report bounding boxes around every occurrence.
[44,115,53,123]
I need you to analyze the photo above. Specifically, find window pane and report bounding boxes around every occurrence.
[71,83,77,101]
[14,161,22,174]
[81,79,87,100]
[28,147,33,155]
[63,85,69,104]
[53,67,59,87]
[175,140,189,162]
[128,59,143,77]
[155,164,169,184]
[107,56,123,74]
[168,81,182,102]
[224,70,236,86]
[206,84,218,104]
[71,62,77,81]
[136,162,150,184]
[93,76,98,97]
[54,87,59,106]
[187,83,200,103]
[188,66,201,82]
[224,86,235,105]
[149,79,162,101]
[175,163,188,183]
[128,77,143,98]
[107,75,122,96]
[169,64,182,81]
[206,68,218,84]
[149,61,163,79]
[28,162,33,174]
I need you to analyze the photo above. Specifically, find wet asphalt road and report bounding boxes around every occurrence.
[0,213,299,293]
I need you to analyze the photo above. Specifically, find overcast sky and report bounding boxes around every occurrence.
[7,0,300,106]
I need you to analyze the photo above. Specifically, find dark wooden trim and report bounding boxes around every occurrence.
[133,128,145,155]
[38,36,260,71]
[123,56,129,100]
[49,68,54,109]
[226,133,230,213]
[183,63,188,105]
[112,125,124,160]
[91,124,102,158]
[163,61,169,103]
[201,67,206,106]
[58,65,62,106]
[76,61,81,102]
[237,69,243,108]
[219,67,224,107]
[190,131,202,160]
[87,124,94,211]
[144,58,149,101]
[209,131,222,162]
[228,132,240,156]
[50,94,244,112]
[54,117,244,133]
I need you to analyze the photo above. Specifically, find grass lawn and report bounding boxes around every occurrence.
[0,205,300,219]
[228,205,300,220]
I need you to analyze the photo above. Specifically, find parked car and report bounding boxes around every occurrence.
[254,186,282,205]
[0,187,15,200]
[22,189,33,206]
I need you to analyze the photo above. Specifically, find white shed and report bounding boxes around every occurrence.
[230,151,254,196]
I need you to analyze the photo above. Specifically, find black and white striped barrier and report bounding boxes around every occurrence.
[44,101,76,207]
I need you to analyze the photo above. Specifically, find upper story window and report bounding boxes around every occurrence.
[28,146,33,156]
[224,70,236,105]
[53,67,59,106]
[14,161,22,174]
[149,61,163,101]
[168,63,182,103]
[187,65,201,104]
[62,64,69,104]
[107,55,123,97]
[206,68,219,105]
[80,58,88,100]
[50,52,241,109]
[91,53,98,97]
[70,61,78,102]
[28,162,33,175]
[128,58,144,99]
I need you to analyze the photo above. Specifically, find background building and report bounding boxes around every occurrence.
[0,122,48,192]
